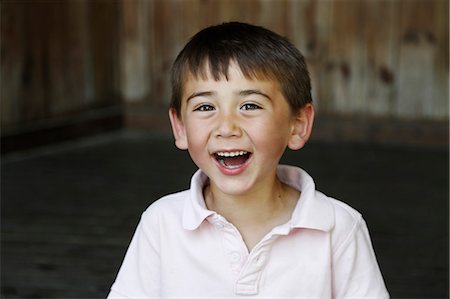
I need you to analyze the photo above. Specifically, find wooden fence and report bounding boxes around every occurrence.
[1,0,448,148]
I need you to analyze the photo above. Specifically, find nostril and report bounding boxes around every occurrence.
[215,123,241,137]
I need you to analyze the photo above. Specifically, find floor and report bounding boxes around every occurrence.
[1,130,448,298]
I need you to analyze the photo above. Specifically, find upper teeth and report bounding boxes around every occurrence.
[216,151,247,157]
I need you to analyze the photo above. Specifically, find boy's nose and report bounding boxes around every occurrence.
[214,112,242,138]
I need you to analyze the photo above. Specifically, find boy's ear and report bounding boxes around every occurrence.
[169,108,188,150]
[288,103,315,150]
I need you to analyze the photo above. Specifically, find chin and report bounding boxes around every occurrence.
[212,178,255,196]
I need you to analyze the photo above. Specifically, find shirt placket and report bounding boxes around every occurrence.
[233,239,272,295]
[209,214,290,296]
[209,215,248,275]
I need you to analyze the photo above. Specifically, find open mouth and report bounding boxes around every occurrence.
[214,151,252,169]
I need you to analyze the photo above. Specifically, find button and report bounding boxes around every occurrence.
[230,251,241,263]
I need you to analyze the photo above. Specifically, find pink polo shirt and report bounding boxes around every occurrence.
[108,165,389,298]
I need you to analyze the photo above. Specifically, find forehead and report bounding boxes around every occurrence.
[181,61,281,98]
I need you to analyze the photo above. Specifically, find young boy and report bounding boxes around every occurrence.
[108,22,389,298]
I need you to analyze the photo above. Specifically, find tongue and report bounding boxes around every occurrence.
[222,155,248,167]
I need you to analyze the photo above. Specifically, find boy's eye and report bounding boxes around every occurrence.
[194,104,215,112]
[241,103,262,110]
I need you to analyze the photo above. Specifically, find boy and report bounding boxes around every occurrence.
[108,22,389,298]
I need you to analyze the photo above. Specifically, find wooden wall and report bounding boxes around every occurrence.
[1,1,121,133]
[2,0,448,149]
[121,0,448,120]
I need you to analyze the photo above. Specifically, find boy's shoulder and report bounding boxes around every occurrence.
[280,165,361,225]
[315,191,365,250]
[319,191,362,225]
[146,189,190,213]
[141,189,190,223]
[134,190,195,236]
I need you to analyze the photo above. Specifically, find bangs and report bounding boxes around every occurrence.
[179,54,277,83]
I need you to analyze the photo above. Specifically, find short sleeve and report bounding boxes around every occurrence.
[332,216,389,299]
[107,209,161,298]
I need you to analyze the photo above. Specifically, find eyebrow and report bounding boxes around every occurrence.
[186,89,272,102]
[238,89,272,101]
[186,91,216,102]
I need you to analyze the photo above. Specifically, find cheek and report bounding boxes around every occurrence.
[184,121,210,156]
[248,118,291,156]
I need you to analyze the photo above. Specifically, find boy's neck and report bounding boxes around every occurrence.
[204,175,300,250]
[205,177,282,219]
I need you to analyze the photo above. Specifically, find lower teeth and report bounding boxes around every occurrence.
[219,159,241,169]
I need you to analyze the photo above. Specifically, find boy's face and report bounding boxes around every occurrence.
[169,62,313,196]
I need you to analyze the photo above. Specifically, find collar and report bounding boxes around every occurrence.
[182,170,215,230]
[182,165,334,232]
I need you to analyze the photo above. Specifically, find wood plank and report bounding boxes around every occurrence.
[88,1,120,106]
[287,0,324,109]
[120,0,151,103]
[21,2,50,123]
[320,0,368,115]
[431,0,449,120]
[396,0,440,119]
[362,0,400,117]
[0,2,26,127]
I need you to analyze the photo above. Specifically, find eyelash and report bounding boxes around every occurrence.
[193,103,262,112]
[193,104,215,112]
[241,103,262,110]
